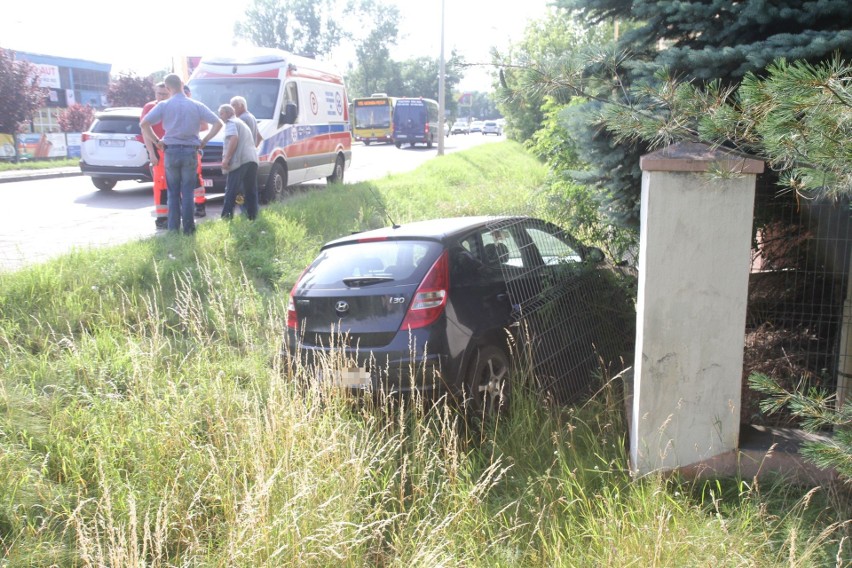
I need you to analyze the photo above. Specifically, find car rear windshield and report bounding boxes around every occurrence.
[91,117,142,135]
[299,240,443,290]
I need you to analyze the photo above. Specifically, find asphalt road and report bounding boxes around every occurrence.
[0,133,503,272]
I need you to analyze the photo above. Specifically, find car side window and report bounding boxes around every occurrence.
[526,226,582,266]
[482,228,525,269]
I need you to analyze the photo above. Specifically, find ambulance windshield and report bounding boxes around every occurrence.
[186,78,280,120]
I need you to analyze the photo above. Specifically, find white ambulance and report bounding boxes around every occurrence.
[187,48,352,202]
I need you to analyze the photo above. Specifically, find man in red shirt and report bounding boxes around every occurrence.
[141,82,169,228]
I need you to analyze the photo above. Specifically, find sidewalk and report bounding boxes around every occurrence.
[0,166,82,183]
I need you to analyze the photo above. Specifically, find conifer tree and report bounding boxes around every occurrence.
[555,0,852,227]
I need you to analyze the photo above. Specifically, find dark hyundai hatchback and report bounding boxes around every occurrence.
[286,216,633,411]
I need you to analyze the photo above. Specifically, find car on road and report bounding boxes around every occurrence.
[469,121,484,133]
[451,121,470,135]
[482,121,503,136]
[285,216,634,412]
[79,107,152,191]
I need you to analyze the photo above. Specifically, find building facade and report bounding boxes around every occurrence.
[13,51,111,133]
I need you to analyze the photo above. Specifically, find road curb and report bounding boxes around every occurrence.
[0,170,83,184]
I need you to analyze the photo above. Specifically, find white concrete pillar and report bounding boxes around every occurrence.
[631,142,763,475]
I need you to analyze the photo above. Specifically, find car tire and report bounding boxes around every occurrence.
[394,141,401,148]
[466,345,511,416]
[364,140,371,146]
[327,154,345,185]
[92,178,117,191]
[262,161,287,204]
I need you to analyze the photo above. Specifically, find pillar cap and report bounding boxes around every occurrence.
[640,142,764,174]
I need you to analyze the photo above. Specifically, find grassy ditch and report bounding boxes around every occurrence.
[0,158,78,171]
[1,141,849,566]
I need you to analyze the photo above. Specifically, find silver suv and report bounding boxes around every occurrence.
[79,107,152,191]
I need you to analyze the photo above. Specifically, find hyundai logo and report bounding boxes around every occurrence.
[335,300,350,314]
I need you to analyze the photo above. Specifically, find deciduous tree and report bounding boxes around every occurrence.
[396,52,464,114]
[107,74,154,107]
[347,0,401,97]
[234,0,347,57]
[0,47,46,136]
[57,103,95,133]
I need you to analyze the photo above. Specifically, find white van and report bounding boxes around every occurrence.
[187,48,352,202]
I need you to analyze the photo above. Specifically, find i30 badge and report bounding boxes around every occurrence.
[335,300,350,314]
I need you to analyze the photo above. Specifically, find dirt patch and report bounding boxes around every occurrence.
[741,322,824,427]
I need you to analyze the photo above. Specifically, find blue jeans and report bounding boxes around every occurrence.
[164,146,199,234]
[221,161,259,220]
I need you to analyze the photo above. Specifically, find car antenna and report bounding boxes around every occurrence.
[366,185,400,229]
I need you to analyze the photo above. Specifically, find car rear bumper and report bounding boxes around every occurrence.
[79,161,152,182]
[287,331,454,397]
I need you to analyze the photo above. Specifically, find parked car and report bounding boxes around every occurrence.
[286,216,634,412]
[79,107,152,191]
[451,121,470,135]
[469,121,484,133]
[482,121,502,136]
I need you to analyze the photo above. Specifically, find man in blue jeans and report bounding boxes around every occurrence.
[140,74,223,235]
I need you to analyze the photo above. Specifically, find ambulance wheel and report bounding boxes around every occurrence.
[262,162,287,204]
[327,155,345,185]
[92,178,116,191]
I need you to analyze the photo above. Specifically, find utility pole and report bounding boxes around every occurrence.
[437,0,446,156]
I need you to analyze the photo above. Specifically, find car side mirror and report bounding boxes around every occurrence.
[282,102,297,125]
[584,247,605,264]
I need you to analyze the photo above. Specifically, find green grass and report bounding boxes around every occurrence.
[0,157,77,171]
[1,141,849,566]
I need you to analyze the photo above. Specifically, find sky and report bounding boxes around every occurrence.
[2,0,549,92]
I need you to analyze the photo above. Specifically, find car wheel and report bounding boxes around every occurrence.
[394,141,401,148]
[364,140,371,146]
[327,154,345,185]
[467,345,511,416]
[262,161,287,204]
[92,178,117,191]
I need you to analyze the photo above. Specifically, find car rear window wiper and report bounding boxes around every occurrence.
[343,276,394,287]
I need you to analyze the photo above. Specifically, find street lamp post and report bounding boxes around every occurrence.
[438,0,445,156]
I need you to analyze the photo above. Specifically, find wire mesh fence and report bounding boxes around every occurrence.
[486,218,636,404]
[743,175,851,425]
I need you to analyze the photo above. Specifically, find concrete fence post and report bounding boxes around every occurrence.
[631,142,764,475]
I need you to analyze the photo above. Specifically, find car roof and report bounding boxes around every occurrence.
[323,216,530,248]
[96,107,143,118]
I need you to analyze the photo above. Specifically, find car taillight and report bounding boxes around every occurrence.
[400,250,449,330]
[286,282,299,329]
[135,134,145,143]
[287,267,309,329]
[81,133,92,142]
